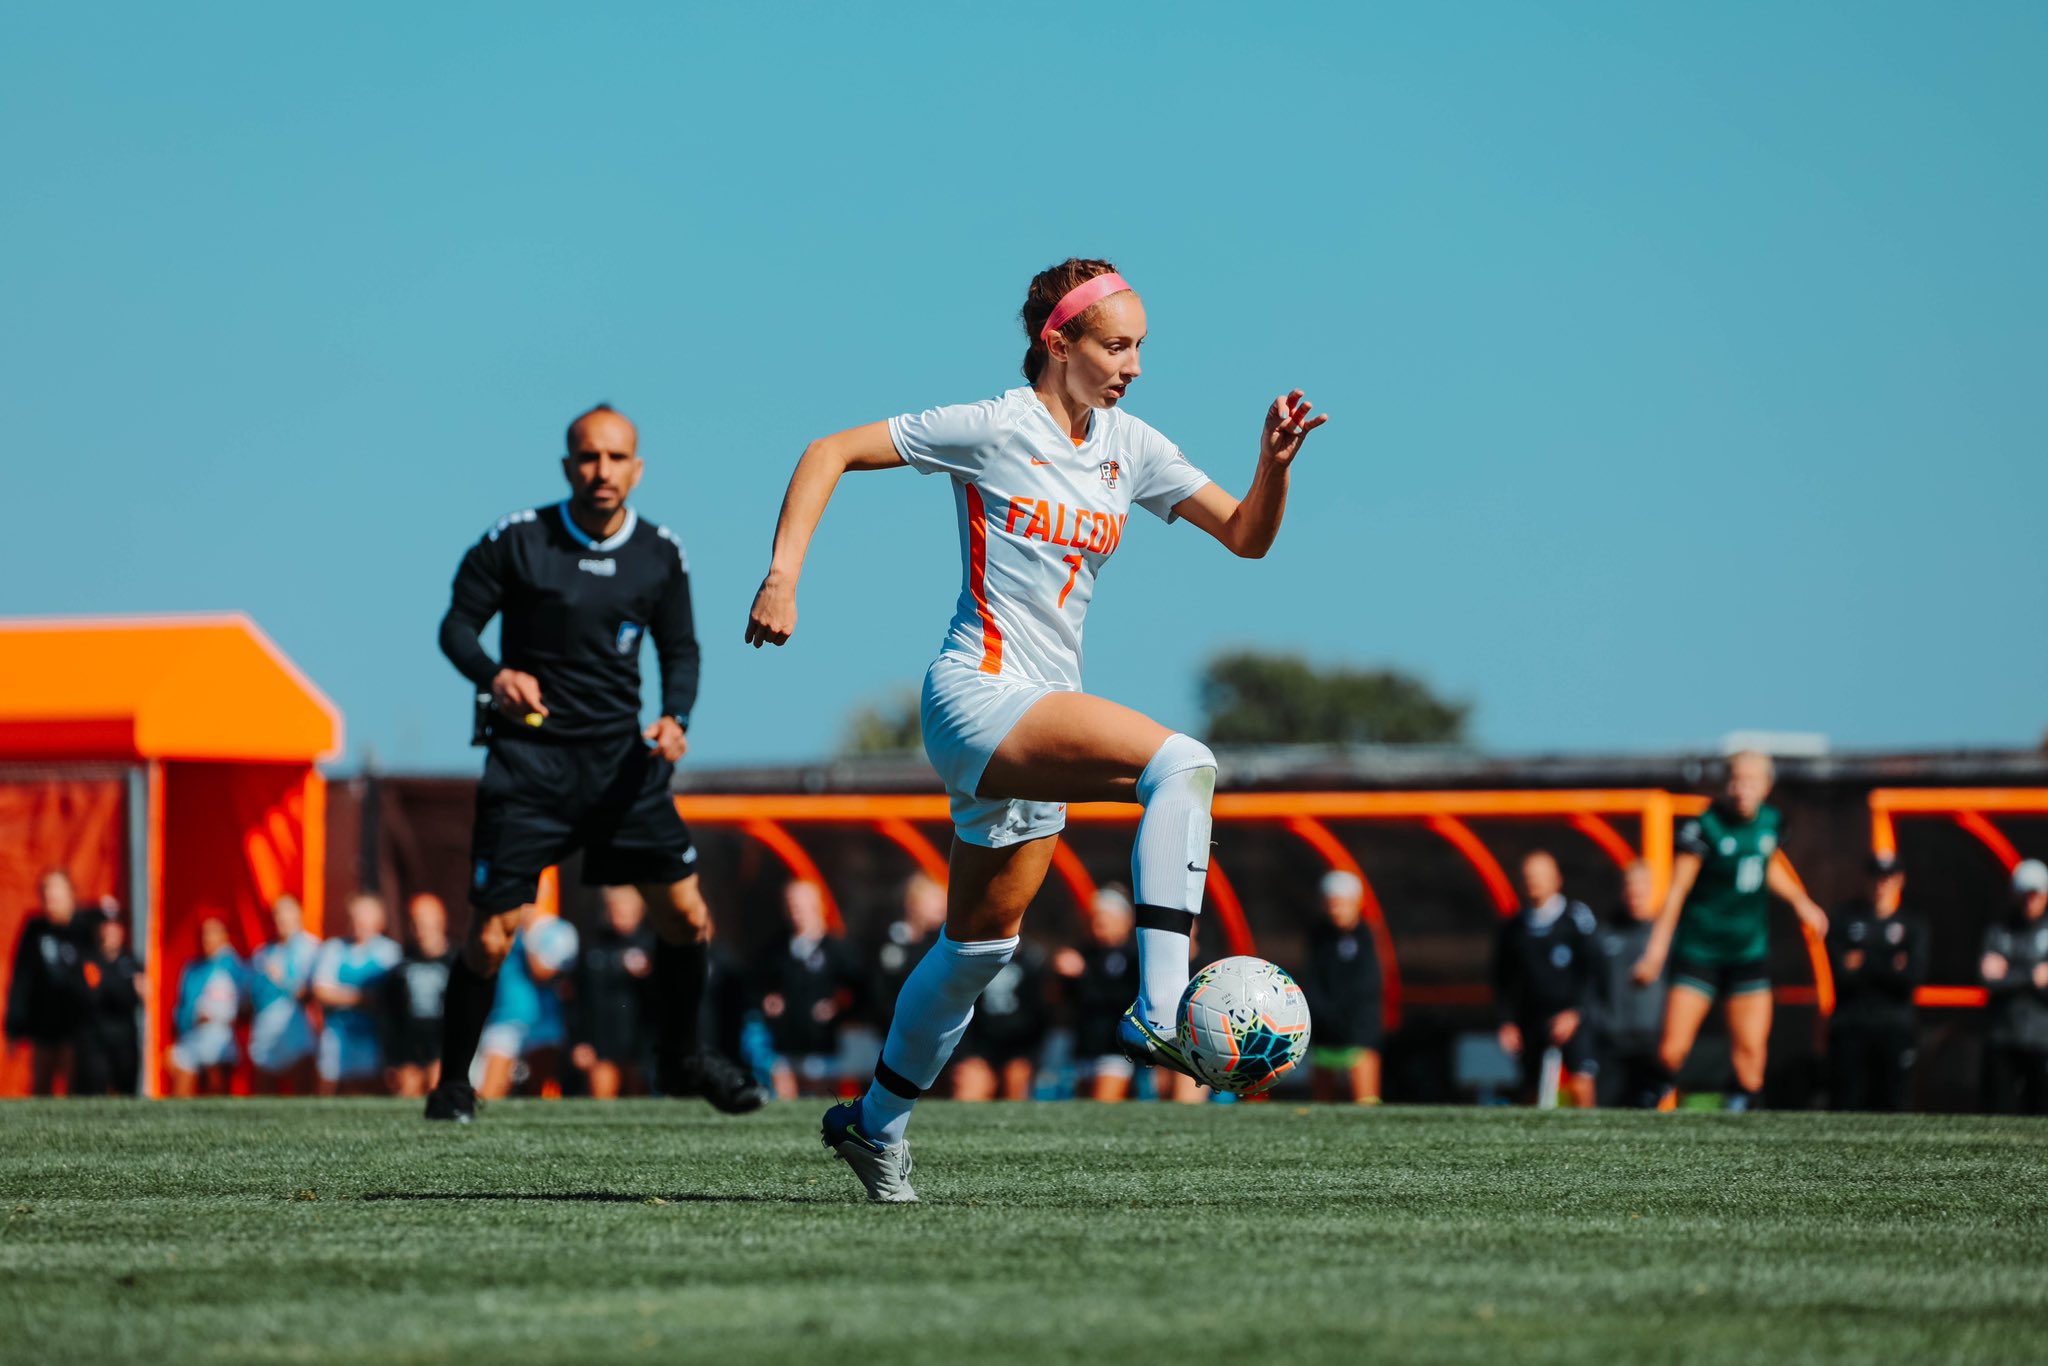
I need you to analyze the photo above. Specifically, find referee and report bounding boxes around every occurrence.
[427,402,766,1121]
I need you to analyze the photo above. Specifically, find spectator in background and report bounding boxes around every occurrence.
[1827,853,1928,1112]
[573,886,657,1099]
[478,911,579,1099]
[1301,871,1382,1104]
[1591,862,1668,1108]
[1980,858,2048,1115]
[312,892,403,1097]
[166,915,246,1098]
[74,911,143,1096]
[954,934,1052,1102]
[385,894,458,1098]
[1054,886,1141,1101]
[248,894,322,1094]
[1494,851,1600,1107]
[757,881,864,1099]
[873,873,949,1022]
[5,869,91,1095]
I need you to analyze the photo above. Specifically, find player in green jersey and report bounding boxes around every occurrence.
[1633,751,1828,1109]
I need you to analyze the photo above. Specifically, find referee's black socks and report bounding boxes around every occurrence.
[438,958,495,1092]
[652,936,709,1071]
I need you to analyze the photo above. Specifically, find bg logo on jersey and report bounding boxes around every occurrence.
[1099,458,1121,489]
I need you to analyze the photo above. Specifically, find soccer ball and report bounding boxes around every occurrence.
[1175,955,1311,1095]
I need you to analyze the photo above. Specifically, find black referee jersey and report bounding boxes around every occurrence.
[439,502,700,740]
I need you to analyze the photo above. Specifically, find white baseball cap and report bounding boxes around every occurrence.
[2013,860,2048,895]
[1320,870,1365,900]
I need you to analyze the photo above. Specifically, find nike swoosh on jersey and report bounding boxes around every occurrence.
[1029,457,1052,466]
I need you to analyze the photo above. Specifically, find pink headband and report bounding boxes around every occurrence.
[1041,272,1135,340]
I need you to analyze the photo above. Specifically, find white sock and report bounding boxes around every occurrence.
[860,931,1018,1146]
[1131,733,1217,1028]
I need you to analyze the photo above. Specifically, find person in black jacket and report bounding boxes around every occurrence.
[426,402,764,1122]
[1301,871,1383,1104]
[1591,862,1668,1108]
[871,874,949,1025]
[73,911,143,1097]
[756,880,866,1099]
[572,886,658,1099]
[1055,887,1142,1101]
[5,869,91,1095]
[1981,859,2048,1115]
[1827,853,1928,1112]
[1494,851,1599,1107]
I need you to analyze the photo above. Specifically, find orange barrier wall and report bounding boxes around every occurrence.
[152,762,325,1095]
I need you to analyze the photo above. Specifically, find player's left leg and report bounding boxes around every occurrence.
[1723,985,1773,1108]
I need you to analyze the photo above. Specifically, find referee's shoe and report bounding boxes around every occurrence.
[424,1080,477,1123]
[664,1048,768,1114]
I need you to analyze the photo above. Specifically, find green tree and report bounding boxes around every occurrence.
[839,686,924,756]
[1198,651,1470,746]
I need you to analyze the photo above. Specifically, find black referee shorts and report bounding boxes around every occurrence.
[469,732,698,914]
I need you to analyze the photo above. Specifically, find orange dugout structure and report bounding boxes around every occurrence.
[672,788,1831,1029]
[0,615,341,1096]
[1868,787,2048,1009]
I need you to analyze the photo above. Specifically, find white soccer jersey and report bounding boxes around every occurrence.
[890,387,1210,689]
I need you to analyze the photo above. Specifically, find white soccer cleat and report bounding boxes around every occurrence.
[820,1101,918,1204]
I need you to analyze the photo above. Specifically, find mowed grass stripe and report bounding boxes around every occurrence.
[2,1101,2044,1365]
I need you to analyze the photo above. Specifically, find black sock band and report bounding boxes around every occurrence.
[1134,905,1196,936]
[438,958,495,1086]
[652,937,709,1068]
[873,1060,922,1101]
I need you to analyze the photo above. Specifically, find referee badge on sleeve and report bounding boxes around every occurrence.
[615,622,644,654]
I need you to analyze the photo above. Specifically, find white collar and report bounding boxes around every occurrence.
[1022,386,1099,450]
[558,502,638,552]
[1527,894,1567,930]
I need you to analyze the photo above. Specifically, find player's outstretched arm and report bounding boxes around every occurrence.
[1173,391,1328,559]
[1632,854,1701,985]
[1767,855,1829,938]
[746,422,906,648]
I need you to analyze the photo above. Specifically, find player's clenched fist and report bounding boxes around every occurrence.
[745,574,796,648]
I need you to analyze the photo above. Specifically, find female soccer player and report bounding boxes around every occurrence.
[1632,751,1828,1110]
[746,258,1327,1201]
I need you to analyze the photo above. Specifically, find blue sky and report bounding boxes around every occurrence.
[4,3,2044,771]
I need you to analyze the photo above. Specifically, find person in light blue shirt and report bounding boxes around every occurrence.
[248,894,322,1093]
[478,912,578,1098]
[166,915,246,1097]
[312,893,402,1095]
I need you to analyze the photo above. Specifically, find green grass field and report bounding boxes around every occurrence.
[3,1100,2045,1365]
